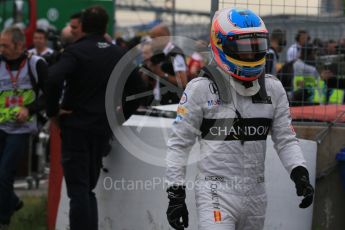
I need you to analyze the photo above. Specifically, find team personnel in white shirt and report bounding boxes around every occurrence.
[147,24,188,104]
[286,30,310,62]
[28,29,54,57]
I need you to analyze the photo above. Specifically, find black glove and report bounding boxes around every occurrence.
[166,186,189,229]
[290,166,314,209]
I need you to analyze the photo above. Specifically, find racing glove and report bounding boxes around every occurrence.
[290,166,314,209]
[166,185,189,229]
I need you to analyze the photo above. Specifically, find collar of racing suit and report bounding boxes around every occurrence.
[215,66,261,97]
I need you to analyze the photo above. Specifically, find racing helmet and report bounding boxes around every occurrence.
[210,8,269,82]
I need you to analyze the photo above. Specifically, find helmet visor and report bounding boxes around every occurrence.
[222,33,268,62]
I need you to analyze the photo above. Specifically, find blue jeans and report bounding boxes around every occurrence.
[0,130,29,224]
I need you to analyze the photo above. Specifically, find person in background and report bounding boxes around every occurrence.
[28,29,58,66]
[266,28,286,75]
[187,40,209,80]
[148,24,188,104]
[120,38,148,120]
[141,41,153,67]
[323,74,345,89]
[115,37,127,49]
[287,30,310,62]
[290,44,319,105]
[60,26,75,48]
[138,41,156,104]
[69,12,85,42]
[325,39,338,55]
[290,44,333,105]
[312,38,325,57]
[104,33,115,44]
[187,50,205,80]
[0,27,47,229]
[28,29,54,56]
[46,6,125,230]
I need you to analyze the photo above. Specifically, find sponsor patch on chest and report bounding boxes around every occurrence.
[200,118,272,141]
[207,99,222,107]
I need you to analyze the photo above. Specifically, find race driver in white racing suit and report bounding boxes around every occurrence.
[165,8,314,230]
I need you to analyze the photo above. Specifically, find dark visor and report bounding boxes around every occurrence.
[222,33,268,62]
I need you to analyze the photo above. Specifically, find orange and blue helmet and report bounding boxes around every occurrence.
[210,8,269,82]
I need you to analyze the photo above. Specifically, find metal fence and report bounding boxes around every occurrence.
[215,0,345,124]
[115,0,345,124]
[116,0,211,39]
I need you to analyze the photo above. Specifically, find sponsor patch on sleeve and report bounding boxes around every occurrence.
[179,92,187,105]
[177,105,188,116]
[175,115,183,122]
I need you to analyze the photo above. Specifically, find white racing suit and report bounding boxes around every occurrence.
[165,66,306,230]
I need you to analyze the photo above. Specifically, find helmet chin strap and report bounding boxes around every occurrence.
[242,81,254,88]
[229,74,261,97]
[215,66,261,97]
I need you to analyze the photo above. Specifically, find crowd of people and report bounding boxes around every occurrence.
[266,29,345,106]
[0,6,121,230]
[102,26,345,109]
[0,4,342,230]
